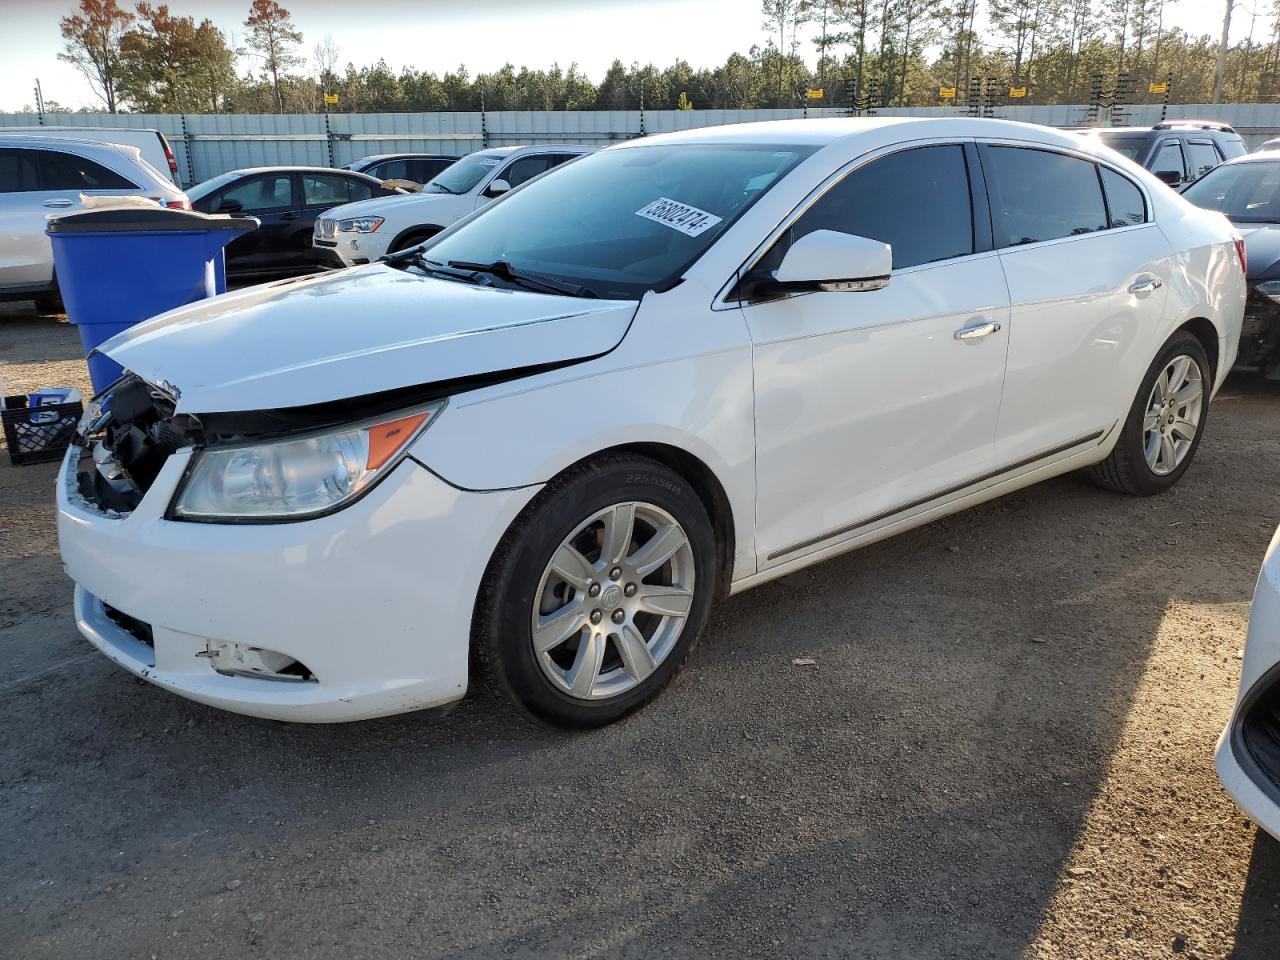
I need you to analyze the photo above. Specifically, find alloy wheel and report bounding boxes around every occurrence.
[1142,353,1204,476]
[531,501,696,701]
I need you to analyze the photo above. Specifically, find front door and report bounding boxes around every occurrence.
[744,143,1011,568]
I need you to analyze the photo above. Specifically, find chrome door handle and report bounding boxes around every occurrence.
[42,199,74,208]
[954,318,1002,341]
[1129,276,1163,295]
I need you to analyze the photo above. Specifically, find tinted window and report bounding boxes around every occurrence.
[1151,141,1185,181]
[411,157,453,182]
[218,174,292,211]
[1096,133,1147,162]
[1187,141,1221,180]
[0,148,41,192]
[1100,167,1147,227]
[302,173,368,207]
[40,150,135,190]
[369,159,408,181]
[986,147,1108,247]
[1220,137,1247,159]
[422,143,813,300]
[499,154,555,188]
[345,178,374,202]
[760,145,974,273]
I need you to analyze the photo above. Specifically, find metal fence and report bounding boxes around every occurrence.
[5,103,1280,188]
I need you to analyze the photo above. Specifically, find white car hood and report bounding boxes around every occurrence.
[323,191,459,221]
[99,265,636,414]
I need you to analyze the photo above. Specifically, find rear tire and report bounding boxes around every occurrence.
[1088,330,1211,496]
[473,455,716,729]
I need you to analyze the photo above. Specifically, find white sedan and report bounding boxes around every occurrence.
[1217,525,1280,841]
[60,117,1245,727]
[312,144,593,266]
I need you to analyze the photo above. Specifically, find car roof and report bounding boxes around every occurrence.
[353,153,455,163]
[0,133,138,150]
[629,116,1089,151]
[1210,152,1280,167]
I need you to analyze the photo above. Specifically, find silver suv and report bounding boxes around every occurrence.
[0,135,190,306]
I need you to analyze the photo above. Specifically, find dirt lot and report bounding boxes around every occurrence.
[2,303,1279,959]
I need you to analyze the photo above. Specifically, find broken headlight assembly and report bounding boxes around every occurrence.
[169,401,445,522]
[1257,280,1280,304]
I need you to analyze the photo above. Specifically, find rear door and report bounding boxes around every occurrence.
[0,147,52,289]
[209,172,298,276]
[982,143,1172,465]
[0,146,140,290]
[1186,139,1223,182]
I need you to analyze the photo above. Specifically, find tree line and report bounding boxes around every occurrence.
[36,0,1280,116]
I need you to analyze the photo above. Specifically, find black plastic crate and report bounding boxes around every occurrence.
[2,394,83,466]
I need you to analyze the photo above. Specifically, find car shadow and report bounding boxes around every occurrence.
[1231,832,1280,958]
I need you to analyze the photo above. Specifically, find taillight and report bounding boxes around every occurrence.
[164,199,191,210]
[160,134,178,177]
[1235,237,1248,275]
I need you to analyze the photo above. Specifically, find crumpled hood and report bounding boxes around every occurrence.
[99,264,636,414]
[1239,222,1280,281]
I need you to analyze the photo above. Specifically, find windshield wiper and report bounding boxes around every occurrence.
[383,248,486,284]
[447,260,598,298]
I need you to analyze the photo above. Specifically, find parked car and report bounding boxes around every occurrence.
[1256,138,1280,152]
[1217,523,1280,842]
[0,125,182,185]
[1182,153,1280,378]
[1082,120,1247,188]
[0,135,190,306]
[60,117,1244,728]
[343,153,456,187]
[314,144,593,266]
[187,166,402,282]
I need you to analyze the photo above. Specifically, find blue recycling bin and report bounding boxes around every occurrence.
[46,207,258,393]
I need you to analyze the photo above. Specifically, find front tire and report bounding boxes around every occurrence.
[1088,330,1211,496]
[474,455,716,728]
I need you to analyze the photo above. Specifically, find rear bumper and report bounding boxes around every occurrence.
[57,444,538,722]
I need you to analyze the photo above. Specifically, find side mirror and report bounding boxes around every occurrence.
[749,230,891,299]
[484,178,512,198]
[217,198,243,213]
[1154,169,1183,188]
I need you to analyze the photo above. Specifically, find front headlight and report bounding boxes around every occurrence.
[1256,280,1280,305]
[170,401,445,522]
[336,216,385,234]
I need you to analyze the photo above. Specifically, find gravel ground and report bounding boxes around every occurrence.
[2,303,1279,959]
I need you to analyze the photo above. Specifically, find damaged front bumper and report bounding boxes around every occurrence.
[57,442,538,722]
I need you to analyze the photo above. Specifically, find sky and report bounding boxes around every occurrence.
[0,0,1266,113]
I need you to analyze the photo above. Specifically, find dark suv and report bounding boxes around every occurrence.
[1083,121,1247,189]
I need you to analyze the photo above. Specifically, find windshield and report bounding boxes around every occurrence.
[1095,133,1148,162]
[422,152,504,194]
[420,143,815,299]
[1183,161,1280,223]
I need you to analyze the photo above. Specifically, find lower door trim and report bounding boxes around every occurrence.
[765,428,1108,562]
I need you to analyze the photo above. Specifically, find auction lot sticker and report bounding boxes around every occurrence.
[636,197,723,237]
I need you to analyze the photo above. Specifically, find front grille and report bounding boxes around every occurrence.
[103,603,154,648]
[1241,671,1280,795]
[315,218,336,241]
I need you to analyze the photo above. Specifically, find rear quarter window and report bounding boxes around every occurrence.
[1100,167,1147,227]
